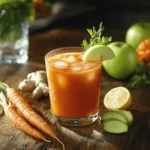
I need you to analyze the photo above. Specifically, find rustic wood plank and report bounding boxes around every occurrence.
[0,29,150,150]
[0,62,150,150]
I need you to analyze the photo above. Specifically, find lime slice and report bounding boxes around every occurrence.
[82,45,115,61]
[104,86,132,110]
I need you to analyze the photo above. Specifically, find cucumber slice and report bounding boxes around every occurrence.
[114,110,133,125]
[101,111,127,124]
[102,118,128,134]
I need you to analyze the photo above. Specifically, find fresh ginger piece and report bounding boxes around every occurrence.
[18,79,36,92]
[18,70,49,100]
[39,83,49,96]
[27,70,47,86]
[0,105,4,115]
[32,83,49,99]
[32,86,43,99]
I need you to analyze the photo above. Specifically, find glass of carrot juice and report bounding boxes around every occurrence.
[45,47,102,126]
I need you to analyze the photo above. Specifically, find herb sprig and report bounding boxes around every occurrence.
[127,62,150,88]
[82,22,112,51]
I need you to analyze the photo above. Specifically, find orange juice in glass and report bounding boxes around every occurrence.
[45,47,102,126]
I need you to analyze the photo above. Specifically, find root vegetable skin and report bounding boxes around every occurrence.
[32,83,49,99]
[6,88,65,149]
[5,106,49,142]
[0,92,50,142]
[137,39,150,63]
[7,88,56,136]
[0,105,4,115]
[18,70,49,99]
[28,71,47,86]
[19,79,35,92]
[0,82,65,149]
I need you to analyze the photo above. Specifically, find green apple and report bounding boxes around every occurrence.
[126,22,150,49]
[82,45,115,61]
[103,42,138,79]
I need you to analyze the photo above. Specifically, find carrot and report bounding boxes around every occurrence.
[0,92,50,143]
[137,39,150,63]
[0,82,65,150]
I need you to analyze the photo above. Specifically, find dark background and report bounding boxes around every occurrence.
[30,0,150,33]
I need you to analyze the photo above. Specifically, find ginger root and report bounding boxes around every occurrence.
[0,105,3,115]
[32,83,49,99]
[19,79,35,92]
[18,70,49,99]
[27,71,47,86]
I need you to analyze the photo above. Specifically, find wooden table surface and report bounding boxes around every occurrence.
[0,29,150,150]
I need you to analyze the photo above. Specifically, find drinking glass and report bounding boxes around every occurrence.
[0,1,32,64]
[45,47,102,126]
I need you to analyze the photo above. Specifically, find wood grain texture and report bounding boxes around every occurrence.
[0,29,149,150]
[0,63,149,150]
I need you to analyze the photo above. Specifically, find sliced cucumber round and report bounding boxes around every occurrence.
[114,110,133,125]
[102,118,128,134]
[101,111,127,124]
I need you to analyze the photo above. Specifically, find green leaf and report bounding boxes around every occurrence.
[0,0,34,41]
[142,74,150,85]
[127,61,150,88]
[87,29,93,37]
[82,22,112,51]
[127,75,142,88]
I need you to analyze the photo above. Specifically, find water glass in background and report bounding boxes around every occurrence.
[0,1,32,64]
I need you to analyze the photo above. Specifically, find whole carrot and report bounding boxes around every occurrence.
[0,92,50,143]
[0,82,65,150]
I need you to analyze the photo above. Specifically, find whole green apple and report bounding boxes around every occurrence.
[103,42,138,79]
[126,22,150,49]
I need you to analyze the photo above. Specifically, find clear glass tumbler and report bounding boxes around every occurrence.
[0,1,32,64]
[45,47,102,126]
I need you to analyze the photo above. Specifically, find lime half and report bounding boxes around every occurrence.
[82,45,115,61]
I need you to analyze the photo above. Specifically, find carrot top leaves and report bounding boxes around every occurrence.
[0,92,10,107]
[0,82,9,91]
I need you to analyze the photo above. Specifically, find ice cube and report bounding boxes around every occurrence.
[71,66,82,71]
[57,74,68,88]
[65,55,76,62]
[54,60,68,67]
[87,72,96,81]
[80,63,94,71]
